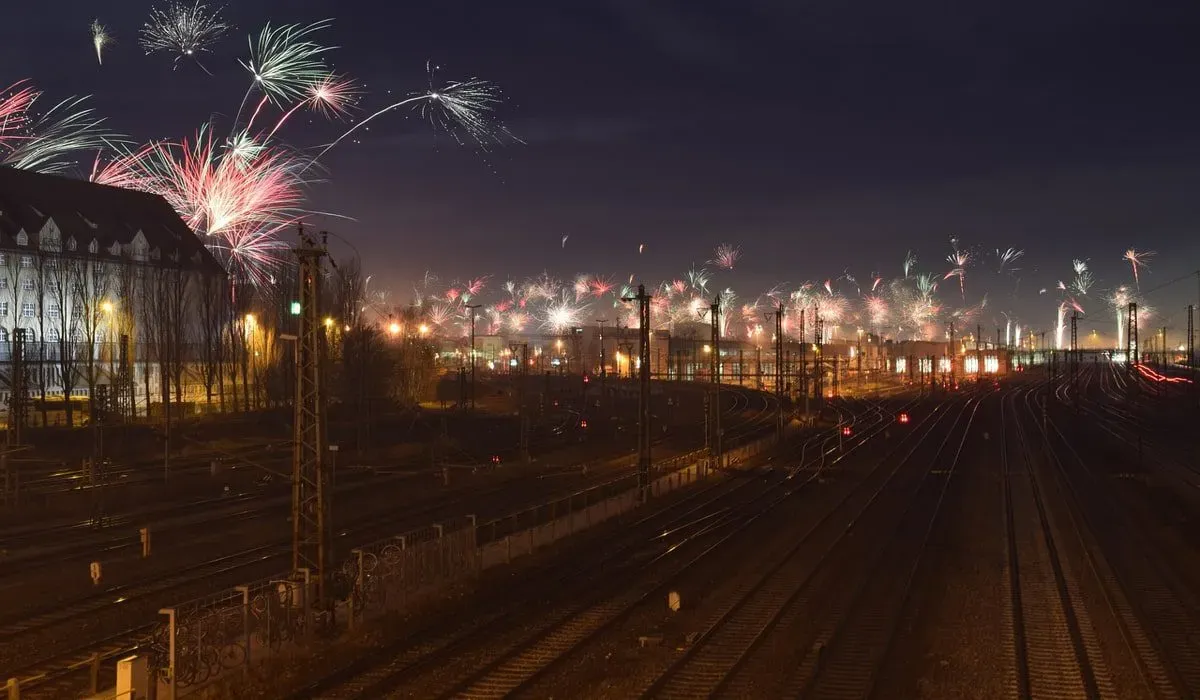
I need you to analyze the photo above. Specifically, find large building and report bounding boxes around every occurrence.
[0,167,227,426]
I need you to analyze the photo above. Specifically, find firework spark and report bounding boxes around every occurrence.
[91,20,113,65]
[945,250,970,299]
[1122,248,1155,288]
[140,1,230,73]
[711,243,741,270]
[311,61,515,164]
[903,250,917,278]
[996,247,1024,272]
[0,81,114,173]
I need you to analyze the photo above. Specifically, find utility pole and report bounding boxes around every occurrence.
[1126,302,1138,373]
[1160,327,1168,367]
[814,313,824,407]
[596,318,608,405]
[466,304,481,410]
[510,342,530,462]
[1188,304,1196,404]
[635,286,652,499]
[799,308,807,415]
[292,228,331,612]
[1070,311,1079,410]
[709,295,722,467]
[947,322,956,388]
[764,303,785,436]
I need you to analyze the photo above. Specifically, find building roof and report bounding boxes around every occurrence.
[0,166,224,274]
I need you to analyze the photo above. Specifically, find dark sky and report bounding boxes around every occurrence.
[4,0,1200,328]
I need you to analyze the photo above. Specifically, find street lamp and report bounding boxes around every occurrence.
[101,301,114,315]
[388,322,401,336]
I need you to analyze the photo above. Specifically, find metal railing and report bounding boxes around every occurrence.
[148,517,477,698]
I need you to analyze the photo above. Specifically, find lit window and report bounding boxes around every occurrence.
[20,255,32,268]
[47,327,60,342]
[48,304,60,321]
[0,277,7,290]
[0,253,5,265]
[21,279,33,292]
[0,302,8,317]
[21,302,35,318]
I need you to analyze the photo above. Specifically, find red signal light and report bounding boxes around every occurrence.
[580,419,588,429]
[841,426,852,436]
[898,413,909,424]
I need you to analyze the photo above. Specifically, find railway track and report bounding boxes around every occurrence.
[290,397,903,699]
[627,393,978,699]
[1031,387,1199,698]
[1,386,784,691]
[1002,386,1110,699]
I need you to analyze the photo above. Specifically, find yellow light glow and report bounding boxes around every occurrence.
[702,344,711,354]
[419,323,430,335]
[244,313,256,329]
[323,317,334,327]
[101,301,114,314]
[388,322,401,336]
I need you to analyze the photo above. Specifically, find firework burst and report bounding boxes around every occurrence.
[710,243,741,270]
[140,1,230,74]
[1122,248,1155,289]
[91,20,113,65]
[0,81,114,173]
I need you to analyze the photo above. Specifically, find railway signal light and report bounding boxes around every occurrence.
[841,426,852,436]
[491,454,501,465]
[897,412,910,424]
[580,419,588,429]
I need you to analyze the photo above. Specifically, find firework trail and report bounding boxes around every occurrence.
[91,20,113,65]
[140,1,230,74]
[93,124,305,286]
[903,250,917,278]
[638,243,645,254]
[561,234,569,248]
[996,247,1024,272]
[944,250,970,299]
[312,61,515,164]
[871,276,883,292]
[1122,248,1155,289]
[0,81,114,173]
[1071,259,1094,296]
[238,19,335,129]
[710,243,741,270]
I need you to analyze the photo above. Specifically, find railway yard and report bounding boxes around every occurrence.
[1,362,1198,699]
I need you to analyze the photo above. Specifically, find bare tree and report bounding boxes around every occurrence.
[197,272,227,410]
[44,253,80,425]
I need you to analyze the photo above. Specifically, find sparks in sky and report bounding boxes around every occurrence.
[903,250,917,278]
[241,20,334,107]
[140,1,230,74]
[91,20,113,65]
[711,243,741,270]
[945,250,970,299]
[0,81,114,174]
[1122,248,1154,289]
[996,247,1024,272]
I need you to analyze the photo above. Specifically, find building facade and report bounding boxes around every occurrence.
[0,167,227,426]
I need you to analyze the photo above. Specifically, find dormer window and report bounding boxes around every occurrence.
[88,239,98,254]
[15,231,28,246]
[109,242,121,256]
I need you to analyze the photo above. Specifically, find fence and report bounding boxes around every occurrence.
[149,517,477,698]
[122,434,781,698]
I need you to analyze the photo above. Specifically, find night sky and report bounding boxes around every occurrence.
[5,1,1200,329]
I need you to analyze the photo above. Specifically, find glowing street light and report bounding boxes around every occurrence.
[101,301,114,314]
[388,322,401,336]
[418,323,430,336]
[323,317,334,328]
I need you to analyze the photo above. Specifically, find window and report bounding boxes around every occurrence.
[0,277,7,290]
[20,255,32,268]
[0,302,8,317]
[0,253,5,265]
[21,302,34,318]
[0,328,7,342]
[67,237,77,251]
[47,327,60,342]
[88,239,98,254]
[15,232,27,246]
[21,279,33,292]
[48,304,60,321]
